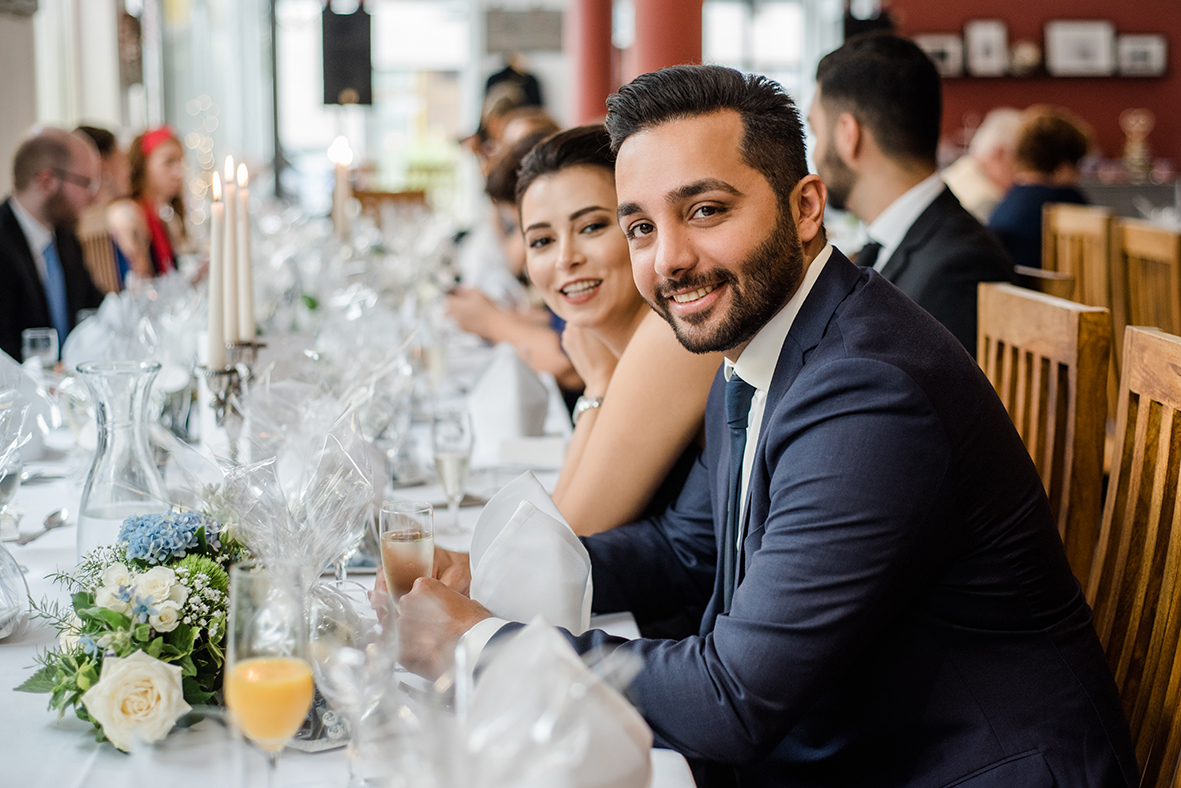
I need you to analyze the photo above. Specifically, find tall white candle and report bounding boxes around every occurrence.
[222,156,239,342]
[207,172,226,369]
[327,136,353,240]
[236,163,255,340]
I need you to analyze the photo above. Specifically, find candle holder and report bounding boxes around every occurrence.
[199,365,242,462]
[226,340,267,381]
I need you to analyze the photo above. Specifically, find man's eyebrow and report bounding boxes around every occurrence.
[666,178,741,204]
[617,201,642,220]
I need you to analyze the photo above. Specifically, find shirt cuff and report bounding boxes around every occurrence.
[457,615,510,680]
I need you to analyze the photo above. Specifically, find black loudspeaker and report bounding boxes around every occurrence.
[322,2,372,105]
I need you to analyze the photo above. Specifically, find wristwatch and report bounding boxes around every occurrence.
[572,395,604,425]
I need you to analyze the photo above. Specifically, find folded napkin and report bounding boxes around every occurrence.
[468,343,549,466]
[469,472,592,635]
[466,618,653,788]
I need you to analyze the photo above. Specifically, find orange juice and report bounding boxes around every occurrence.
[225,656,314,751]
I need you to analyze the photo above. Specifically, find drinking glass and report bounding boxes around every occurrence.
[431,408,472,533]
[226,562,314,788]
[21,328,58,368]
[379,501,434,603]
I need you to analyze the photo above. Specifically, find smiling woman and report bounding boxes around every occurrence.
[516,126,722,536]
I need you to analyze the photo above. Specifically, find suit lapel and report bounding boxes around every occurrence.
[878,186,955,282]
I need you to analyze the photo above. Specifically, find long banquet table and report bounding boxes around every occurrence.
[0,346,698,787]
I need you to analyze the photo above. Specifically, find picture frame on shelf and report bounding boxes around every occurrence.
[1118,34,1167,77]
[964,20,1008,76]
[1045,21,1116,77]
[914,33,964,78]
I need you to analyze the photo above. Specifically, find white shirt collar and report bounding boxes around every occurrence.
[10,194,54,283]
[865,172,944,272]
[724,243,833,393]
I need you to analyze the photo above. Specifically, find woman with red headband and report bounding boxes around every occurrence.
[109,127,189,279]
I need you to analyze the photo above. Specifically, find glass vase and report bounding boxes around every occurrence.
[76,361,168,559]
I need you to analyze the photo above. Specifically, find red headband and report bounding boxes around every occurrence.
[141,126,177,157]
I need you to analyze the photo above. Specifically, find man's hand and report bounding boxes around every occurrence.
[445,287,499,338]
[398,577,492,680]
[434,547,472,595]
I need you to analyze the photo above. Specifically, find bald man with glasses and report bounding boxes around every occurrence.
[0,127,105,362]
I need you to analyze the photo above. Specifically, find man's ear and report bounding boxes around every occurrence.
[833,112,861,165]
[791,174,827,245]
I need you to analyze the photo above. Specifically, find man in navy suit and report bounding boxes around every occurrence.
[0,127,104,361]
[808,33,1013,356]
[399,65,1136,787]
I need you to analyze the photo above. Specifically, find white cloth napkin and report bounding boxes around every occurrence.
[469,472,592,635]
[466,618,653,788]
[468,343,549,465]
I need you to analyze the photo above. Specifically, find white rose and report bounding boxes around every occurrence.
[95,585,132,616]
[59,614,83,651]
[136,566,177,605]
[169,581,189,606]
[100,563,133,592]
[149,600,182,633]
[81,651,191,752]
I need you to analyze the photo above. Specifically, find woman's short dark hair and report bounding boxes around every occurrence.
[1015,109,1090,175]
[76,125,118,158]
[815,32,942,167]
[603,64,808,211]
[515,125,615,205]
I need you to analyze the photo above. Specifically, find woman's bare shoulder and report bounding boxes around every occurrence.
[618,309,724,379]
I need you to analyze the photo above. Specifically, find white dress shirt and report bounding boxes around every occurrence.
[10,194,54,285]
[724,243,832,541]
[864,172,945,273]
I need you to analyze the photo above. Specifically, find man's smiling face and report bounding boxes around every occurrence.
[615,109,805,355]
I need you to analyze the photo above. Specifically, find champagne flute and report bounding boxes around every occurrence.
[21,327,58,368]
[225,561,314,788]
[380,500,434,603]
[431,407,472,533]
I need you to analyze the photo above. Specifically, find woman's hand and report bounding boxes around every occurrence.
[561,326,617,397]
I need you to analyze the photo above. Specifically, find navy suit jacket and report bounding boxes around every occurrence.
[877,187,1013,357]
[0,198,103,361]
[506,249,1136,787]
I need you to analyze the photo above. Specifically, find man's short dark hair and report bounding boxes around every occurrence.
[604,64,809,210]
[815,32,942,167]
[515,125,615,204]
[12,133,73,191]
[1015,109,1090,175]
[484,130,552,205]
[76,125,118,158]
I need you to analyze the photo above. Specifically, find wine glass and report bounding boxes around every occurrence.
[431,408,472,533]
[379,501,434,603]
[0,451,22,542]
[225,561,314,788]
[21,327,58,368]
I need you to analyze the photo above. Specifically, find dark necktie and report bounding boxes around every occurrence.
[723,374,756,613]
[42,240,70,348]
[857,240,883,269]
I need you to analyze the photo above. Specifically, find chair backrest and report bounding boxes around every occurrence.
[1043,203,1115,310]
[1117,219,1181,336]
[1013,264,1076,300]
[1087,326,1181,786]
[78,228,121,294]
[354,189,428,230]
[977,283,1110,584]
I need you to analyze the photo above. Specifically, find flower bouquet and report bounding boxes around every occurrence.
[16,510,249,751]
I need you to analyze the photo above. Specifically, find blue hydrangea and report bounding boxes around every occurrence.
[118,512,223,565]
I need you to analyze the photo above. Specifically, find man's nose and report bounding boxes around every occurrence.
[652,226,694,280]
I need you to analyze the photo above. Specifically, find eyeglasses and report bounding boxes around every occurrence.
[52,168,100,196]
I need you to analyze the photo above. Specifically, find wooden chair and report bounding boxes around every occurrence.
[78,229,122,294]
[1087,327,1181,786]
[354,189,428,230]
[1013,264,1076,300]
[1043,203,1116,311]
[1116,219,1181,335]
[977,283,1110,585]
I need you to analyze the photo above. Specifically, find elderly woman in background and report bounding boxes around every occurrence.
[988,107,1091,269]
[108,126,189,279]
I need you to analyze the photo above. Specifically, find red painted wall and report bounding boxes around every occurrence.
[887,0,1181,163]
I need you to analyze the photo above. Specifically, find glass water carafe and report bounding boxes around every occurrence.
[76,361,168,559]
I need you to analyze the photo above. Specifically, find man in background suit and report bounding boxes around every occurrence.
[0,127,105,362]
[809,33,1012,356]
[397,66,1135,786]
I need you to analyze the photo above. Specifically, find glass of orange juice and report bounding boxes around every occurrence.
[225,561,314,787]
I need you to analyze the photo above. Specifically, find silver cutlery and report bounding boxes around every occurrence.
[16,508,70,545]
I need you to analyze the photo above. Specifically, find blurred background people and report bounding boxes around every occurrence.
[942,107,1021,223]
[989,107,1092,270]
[0,127,104,361]
[75,124,132,292]
[108,126,189,280]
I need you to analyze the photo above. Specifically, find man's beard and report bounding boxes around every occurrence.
[43,185,78,231]
[649,209,805,354]
[820,143,855,212]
